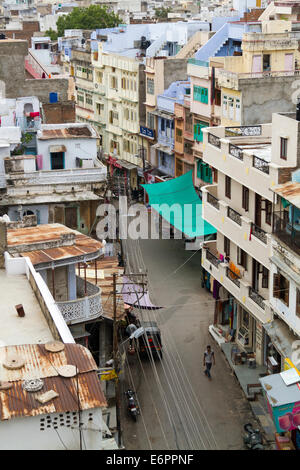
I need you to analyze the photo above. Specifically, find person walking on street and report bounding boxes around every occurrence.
[203,345,215,379]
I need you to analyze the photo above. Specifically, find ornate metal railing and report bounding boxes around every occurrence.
[227,206,242,225]
[229,143,243,161]
[207,193,220,210]
[208,132,221,148]
[249,287,265,310]
[226,267,241,288]
[252,155,269,174]
[56,276,102,325]
[206,249,220,268]
[251,223,267,244]
[225,125,262,137]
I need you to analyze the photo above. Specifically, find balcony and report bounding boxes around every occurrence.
[5,165,107,186]
[202,242,271,324]
[202,186,272,268]
[56,276,102,325]
[17,116,41,132]
[273,212,300,255]
[202,126,276,202]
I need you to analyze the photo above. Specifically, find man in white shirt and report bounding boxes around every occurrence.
[203,345,215,379]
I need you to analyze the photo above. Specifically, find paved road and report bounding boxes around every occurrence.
[121,238,258,450]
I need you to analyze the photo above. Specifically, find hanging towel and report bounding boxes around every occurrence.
[30,112,40,117]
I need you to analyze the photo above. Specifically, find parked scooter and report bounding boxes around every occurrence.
[125,389,139,422]
[243,423,264,450]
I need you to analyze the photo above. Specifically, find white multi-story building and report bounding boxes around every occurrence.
[201,111,300,367]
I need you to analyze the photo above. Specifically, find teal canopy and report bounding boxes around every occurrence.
[142,170,216,238]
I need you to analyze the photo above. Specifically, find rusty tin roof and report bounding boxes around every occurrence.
[272,181,300,209]
[0,343,106,421]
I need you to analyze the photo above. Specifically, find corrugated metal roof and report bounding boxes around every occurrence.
[272,181,300,209]
[7,224,103,266]
[0,344,107,421]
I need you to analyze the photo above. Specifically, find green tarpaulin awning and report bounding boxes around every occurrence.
[142,170,216,238]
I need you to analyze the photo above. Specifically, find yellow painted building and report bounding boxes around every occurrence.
[217,29,300,126]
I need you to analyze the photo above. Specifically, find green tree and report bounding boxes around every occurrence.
[154,7,172,19]
[56,6,122,37]
[45,28,58,41]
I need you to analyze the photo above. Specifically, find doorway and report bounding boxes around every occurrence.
[50,152,65,170]
[255,193,262,227]
[65,207,78,230]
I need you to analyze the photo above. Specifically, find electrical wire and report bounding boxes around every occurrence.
[119,329,170,450]
[135,238,219,449]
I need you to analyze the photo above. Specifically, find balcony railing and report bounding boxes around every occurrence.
[6,166,107,185]
[227,206,242,226]
[56,276,102,325]
[249,287,265,310]
[252,155,269,174]
[207,193,220,210]
[229,143,243,161]
[208,132,221,148]
[206,249,221,268]
[225,125,262,137]
[251,223,267,244]
[226,266,241,288]
[273,212,300,252]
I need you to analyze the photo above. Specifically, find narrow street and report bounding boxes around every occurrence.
[121,238,258,450]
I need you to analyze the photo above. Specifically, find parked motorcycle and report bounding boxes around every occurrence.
[125,389,139,422]
[243,423,264,450]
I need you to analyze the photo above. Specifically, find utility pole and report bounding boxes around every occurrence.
[113,272,122,448]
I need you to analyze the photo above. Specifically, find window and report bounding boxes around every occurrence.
[280,137,287,160]
[224,236,230,256]
[185,111,193,133]
[194,121,208,142]
[197,160,212,183]
[147,78,154,95]
[184,142,193,155]
[297,289,300,317]
[85,93,93,107]
[235,98,241,121]
[213,168,218,184]
[262,267,269,289]
[96,103,104,116]
[237,247,247,270]
[111,76,118,90]
[77,92,84,103]
[193,85,208,104]
[215,89,221,107]
[96,71,103,84]
[242,186,249,212]
[161,119,165,132]
[176,128,183,143]
[263,54,271,72]
[266,200,272,225]
[225,175,231,199]
[273,273,289,306]
[147,112,155,129]
[223,95,228,117]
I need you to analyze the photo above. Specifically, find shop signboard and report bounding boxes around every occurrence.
[140,126,155,139]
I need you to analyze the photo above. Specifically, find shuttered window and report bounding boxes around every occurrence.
[194,121,208,142]
[197,160,212,183]
[193,85,208,104]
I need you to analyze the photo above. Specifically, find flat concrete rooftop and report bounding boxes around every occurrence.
[0,269,54,346]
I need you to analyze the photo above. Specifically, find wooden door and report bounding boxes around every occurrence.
[65,207,78,230]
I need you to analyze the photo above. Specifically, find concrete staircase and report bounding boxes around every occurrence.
[25,50,49,79]
[175,31,214,60]
[195,23,229,62]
